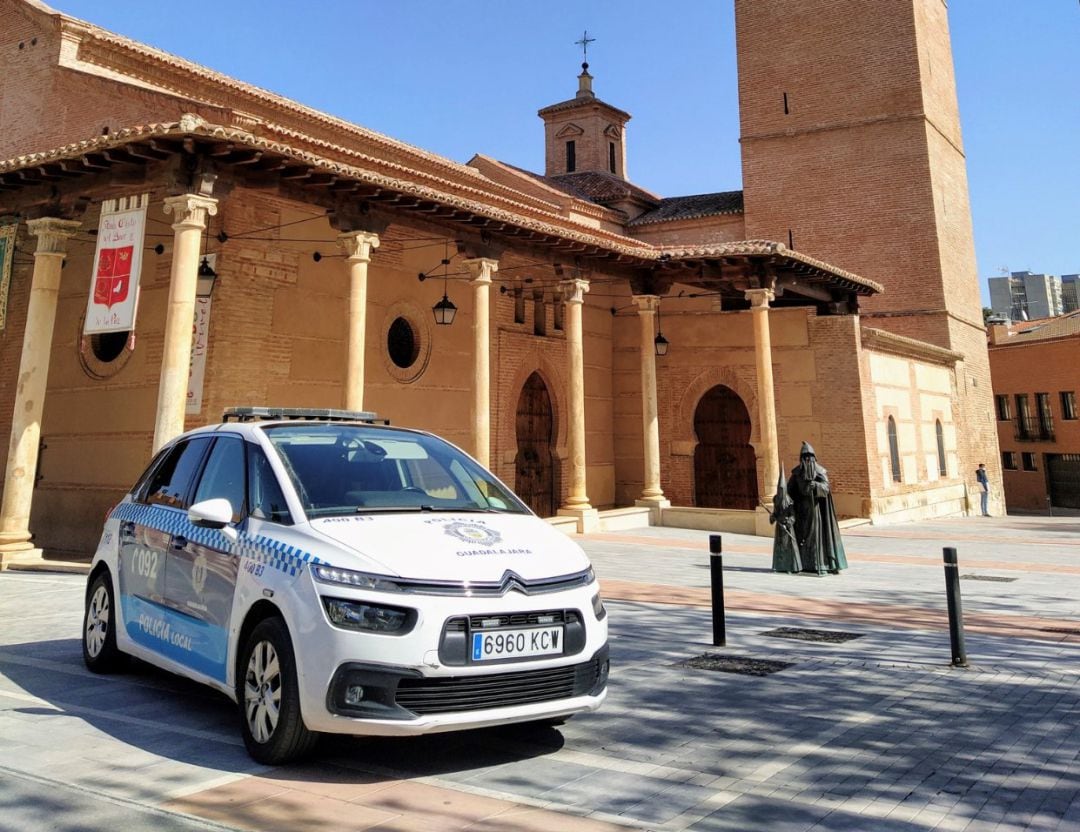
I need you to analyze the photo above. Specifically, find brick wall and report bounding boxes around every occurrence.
[735,0,998,518]
[990,336,1080,511]
[541,102,628,178]
[0,2,228,160]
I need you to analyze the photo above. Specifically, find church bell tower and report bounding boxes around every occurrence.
[538,61,632,179]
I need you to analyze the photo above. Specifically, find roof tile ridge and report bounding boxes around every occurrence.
[659,189,745,202]
[461,155,578,212]
[659,239,883,293]
[472,156,627,221]
[0,119,664,259]
[58,15,480,181]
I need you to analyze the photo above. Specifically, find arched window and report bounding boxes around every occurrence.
[887,416,901,483]
[935,420,947,476]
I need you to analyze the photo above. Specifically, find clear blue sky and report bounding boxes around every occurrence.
[49,1,1079,303]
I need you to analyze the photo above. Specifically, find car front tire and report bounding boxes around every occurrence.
[237,616,317,765]
[82,570,126,673]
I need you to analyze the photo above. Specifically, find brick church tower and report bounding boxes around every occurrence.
[735,0,1000,499]
[538,63,631,179]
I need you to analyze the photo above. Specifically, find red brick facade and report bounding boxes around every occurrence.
[0,0,1001,556]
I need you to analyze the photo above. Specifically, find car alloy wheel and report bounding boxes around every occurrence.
[236,616,316,764]
[85,584,110,659]
[82,570,126,673]
[244,639,281,744]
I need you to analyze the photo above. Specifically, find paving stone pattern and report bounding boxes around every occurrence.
[0,515,1077,831]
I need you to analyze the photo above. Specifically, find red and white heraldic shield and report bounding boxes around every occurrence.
[93,245,134,309]
[84,195,148,335]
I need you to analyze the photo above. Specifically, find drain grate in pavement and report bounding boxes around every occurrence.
[762,627,864,643]
[960,574,1018,582]
[679,654,794,676]
[1040,627,1080,635]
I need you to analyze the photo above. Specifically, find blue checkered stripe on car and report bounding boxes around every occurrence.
[110,503,321,577]
[232,534,321,577]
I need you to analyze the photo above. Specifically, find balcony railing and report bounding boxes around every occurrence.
[1014,414,1054,442]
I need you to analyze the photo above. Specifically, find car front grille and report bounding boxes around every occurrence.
[395,652,607,715]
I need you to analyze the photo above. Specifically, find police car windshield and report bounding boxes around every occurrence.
[264,425,529,518]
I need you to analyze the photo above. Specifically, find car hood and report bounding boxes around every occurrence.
[308,513,590,581]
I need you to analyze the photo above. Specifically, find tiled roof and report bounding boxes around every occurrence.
[659,240,885,294]
[628,191,744,225]
[1007,310,1080,342]
[546,171,660,205]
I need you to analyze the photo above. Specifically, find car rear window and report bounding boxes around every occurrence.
[263,425,527,518]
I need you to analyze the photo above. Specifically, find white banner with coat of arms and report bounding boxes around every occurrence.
[84,194,149,334]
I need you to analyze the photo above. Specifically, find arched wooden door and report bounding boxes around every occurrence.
[515,372,556,517]
[693,385,757,509]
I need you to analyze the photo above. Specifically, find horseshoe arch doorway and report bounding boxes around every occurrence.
[514,372,557,517]
[693,385,757,510]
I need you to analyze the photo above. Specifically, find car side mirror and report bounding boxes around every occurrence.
[189,498,239,543]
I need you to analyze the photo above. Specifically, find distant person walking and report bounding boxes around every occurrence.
[976,463,991,516]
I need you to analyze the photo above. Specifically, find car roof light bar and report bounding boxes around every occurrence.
[222,406,390,425]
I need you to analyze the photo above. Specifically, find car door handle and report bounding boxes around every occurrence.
[171,536,188,550]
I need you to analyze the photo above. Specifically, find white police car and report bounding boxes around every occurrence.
[82,407,608,764]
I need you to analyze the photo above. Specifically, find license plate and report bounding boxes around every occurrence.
[471,626,563,662]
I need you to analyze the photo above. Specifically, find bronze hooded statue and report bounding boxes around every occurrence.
[788,441,848,575]
[769,469,802,573]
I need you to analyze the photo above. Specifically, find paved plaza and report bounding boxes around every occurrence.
[0,515,1077,831]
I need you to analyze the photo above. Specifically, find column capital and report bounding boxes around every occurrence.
[162,194,218,231]
[462,257,499,285]
[25,218,81,256]
[632,294,660,314]
[560,277,590,305]
[745,287,775,309]
[337,230,380,262]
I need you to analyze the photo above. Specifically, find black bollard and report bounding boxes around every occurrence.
[709,534,726,647]
[943,546,968,667]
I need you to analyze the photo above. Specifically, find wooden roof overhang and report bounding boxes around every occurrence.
[0,118,882,308]
[650,242,882,312]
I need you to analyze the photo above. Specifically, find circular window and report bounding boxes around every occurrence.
[387,317,419,369]
[381,303,431,384]
[90,331,130,363]
[78,314,134,379]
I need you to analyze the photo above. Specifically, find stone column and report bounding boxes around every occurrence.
[152,195,218,453]
[0,218,81,565]
[462,258,498,467]
[746,288,779,535]
[557,278,599,533]
[632,295,669,520]
[338,230,380,412]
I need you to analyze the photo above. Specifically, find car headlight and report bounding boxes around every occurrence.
[591,592,607,621]
[313,564,403,592]
[321,597,415,634]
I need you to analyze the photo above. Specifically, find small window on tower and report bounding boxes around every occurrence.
[608,141,616,174]
[533,290,546,336]
[566,140,576,173]
[513,285,525,324]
